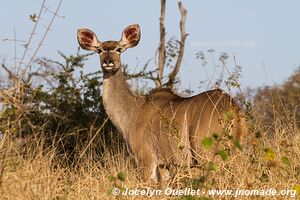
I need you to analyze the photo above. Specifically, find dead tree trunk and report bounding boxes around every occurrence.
[156,0,188,89]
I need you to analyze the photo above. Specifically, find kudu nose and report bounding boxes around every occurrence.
[102,58,114,67]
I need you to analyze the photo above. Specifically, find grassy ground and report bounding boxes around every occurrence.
[0,117,299,200]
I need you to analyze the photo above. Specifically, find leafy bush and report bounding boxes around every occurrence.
[0,51,123,163]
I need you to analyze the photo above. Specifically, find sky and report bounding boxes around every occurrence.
[1,0,300,93]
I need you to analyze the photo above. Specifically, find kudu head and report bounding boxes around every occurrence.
[77,24,141,76]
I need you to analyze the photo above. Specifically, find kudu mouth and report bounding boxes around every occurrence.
[100,54,120,76]
[102,59,115,70]
[102,64,118,73]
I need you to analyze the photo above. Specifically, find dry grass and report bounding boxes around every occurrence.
[0,118,299,200]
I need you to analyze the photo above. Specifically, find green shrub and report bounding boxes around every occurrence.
[0,51,123,163]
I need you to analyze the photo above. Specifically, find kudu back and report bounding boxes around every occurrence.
[77,24,247,182]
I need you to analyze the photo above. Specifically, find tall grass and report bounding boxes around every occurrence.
[0,102,299,199]
[0,51,299,199]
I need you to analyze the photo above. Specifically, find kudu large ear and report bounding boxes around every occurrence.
[120,24,141,49]
[77,28,101,52]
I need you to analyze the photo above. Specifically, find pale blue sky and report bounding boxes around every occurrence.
[1,0,300,92]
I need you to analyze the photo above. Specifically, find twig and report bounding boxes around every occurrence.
[125,68,158,80]
[221,55,245,101]
[24,72,48,83]
[79,117,109,159]
[18,0,46,69]
[1,64,17,82]
[123,59,159,84]
[166,0,188,88]
[43,5,65,19]
[0,138,8,188]
[1,38,26,43]
[13,27,17,70]
[22,0,63,78]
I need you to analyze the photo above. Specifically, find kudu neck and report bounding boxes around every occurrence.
[102,68,144,135]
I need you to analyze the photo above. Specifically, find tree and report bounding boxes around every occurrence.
[254,66,300,133]
[129,0,188,89]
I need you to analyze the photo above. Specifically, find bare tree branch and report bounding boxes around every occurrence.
[123,60,159,83]
[24,71,52,85]
[166,0,188,88]
[157,0,166,87]
[125,69,159,81]
[21,0,63,78]
[43,5,65,19]
[1,64,18,82]
[18,0,46,69]
[13,27,17,70]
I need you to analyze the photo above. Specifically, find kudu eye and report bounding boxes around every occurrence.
[116,47,123,53]
[96,46,104,54]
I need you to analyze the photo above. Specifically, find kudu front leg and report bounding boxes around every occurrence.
[140,157,170,183]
